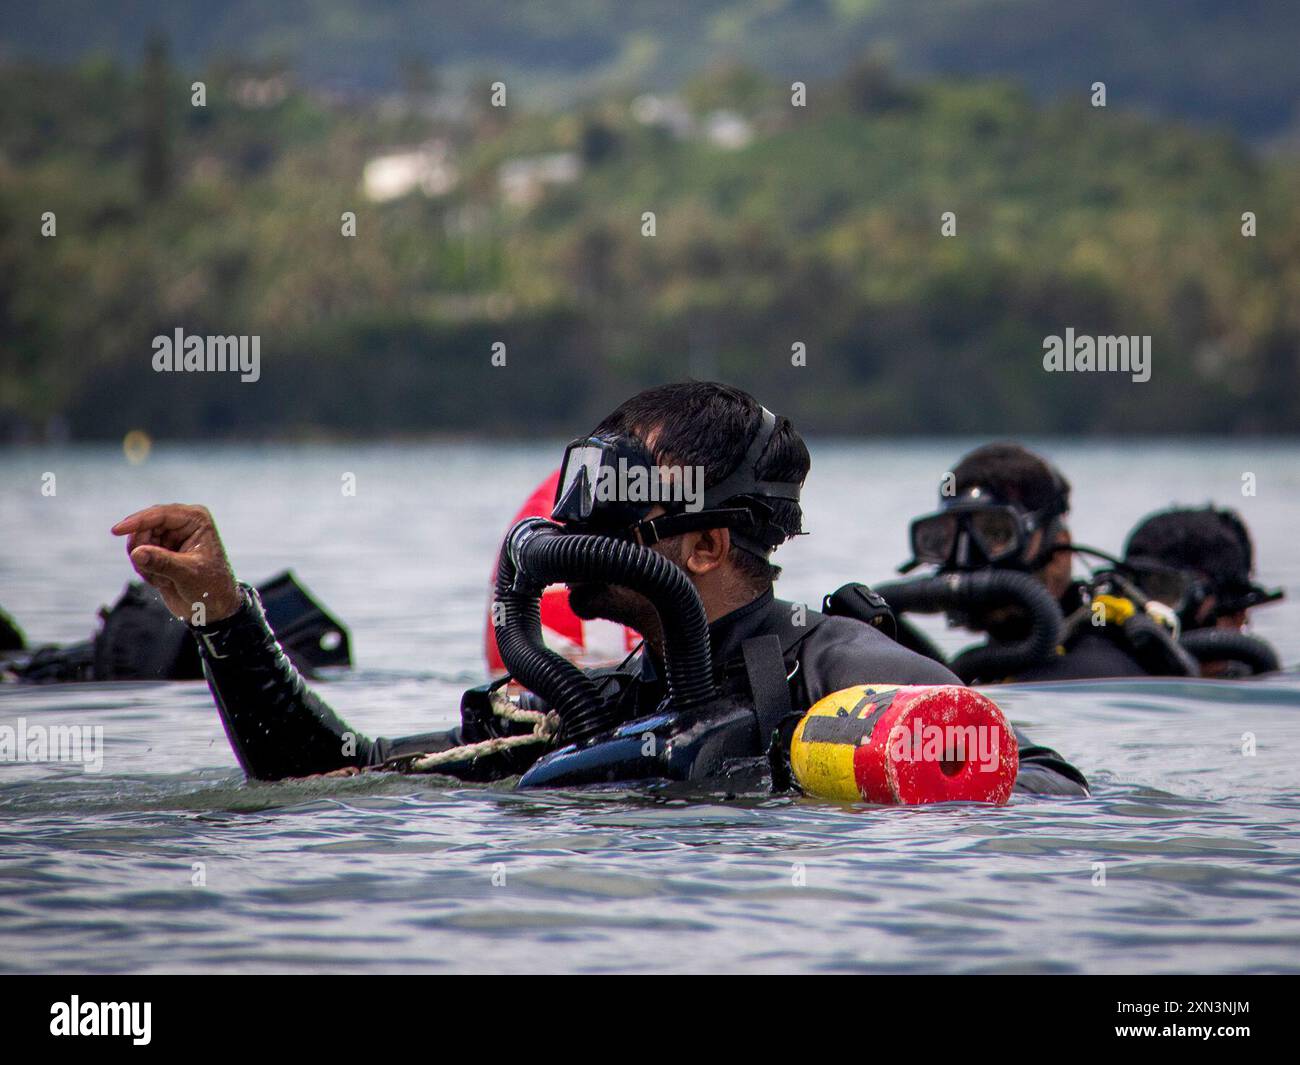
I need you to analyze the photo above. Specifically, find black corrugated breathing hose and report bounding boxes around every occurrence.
[493,519,717,743]
[1179,628,1280,676]
[874,570,1065,683]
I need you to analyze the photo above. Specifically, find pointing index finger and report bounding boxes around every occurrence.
[111,504,199,537]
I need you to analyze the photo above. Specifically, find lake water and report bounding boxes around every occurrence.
[1,440,1298,973]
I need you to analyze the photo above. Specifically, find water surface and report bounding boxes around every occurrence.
[1,441,1298,973]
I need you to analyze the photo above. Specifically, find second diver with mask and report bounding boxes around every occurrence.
[881,442,1189,683]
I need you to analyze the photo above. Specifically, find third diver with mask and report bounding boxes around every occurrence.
[1122,505,1284,677]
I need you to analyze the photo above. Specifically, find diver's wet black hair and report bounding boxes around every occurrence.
[1124,506,1252,596]
[591,381,809,584]
[951,442,1071,515]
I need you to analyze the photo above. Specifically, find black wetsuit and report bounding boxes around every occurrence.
[1012,631,1149,682]
[194,584,1088,796]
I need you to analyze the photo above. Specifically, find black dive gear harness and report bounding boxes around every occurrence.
[551,406,802,560]
[862,571,1066,684]
[865,556,1215,683]
[515,598,829,790]
[1067,546,1279,676]
[1055,568,1199,678]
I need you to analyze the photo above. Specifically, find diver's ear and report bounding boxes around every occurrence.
[682,526,730,575]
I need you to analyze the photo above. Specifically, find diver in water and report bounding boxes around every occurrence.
[0,605,24,655]
[0,573,350,683]
[1123,506,1283,676]
[892,442,1176,682]
[109,383,1087,795]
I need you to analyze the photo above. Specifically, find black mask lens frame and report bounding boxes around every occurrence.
[551,407,802,559]
[551,435,660,530]
[1125,559,1200,613]
[908,503,1040,569]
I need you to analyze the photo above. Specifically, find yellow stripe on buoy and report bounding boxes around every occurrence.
[790,684,900,802]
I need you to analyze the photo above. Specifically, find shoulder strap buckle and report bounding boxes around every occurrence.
[822,582,898,640]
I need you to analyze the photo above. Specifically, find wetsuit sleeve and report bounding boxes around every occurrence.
[1012,726,1090,795]
[193,585,382,779]
[194,585,532,781]
[798,615,962,698]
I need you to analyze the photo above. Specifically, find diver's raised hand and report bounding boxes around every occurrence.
[111,504,243,624]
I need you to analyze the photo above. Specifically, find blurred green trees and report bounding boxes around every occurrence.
[1,54,1296,440]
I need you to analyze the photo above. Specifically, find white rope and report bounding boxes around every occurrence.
[402,690,560,773]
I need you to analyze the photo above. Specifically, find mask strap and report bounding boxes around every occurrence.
[702,407,801,508]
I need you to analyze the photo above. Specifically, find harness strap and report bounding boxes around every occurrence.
[741,633,794,741]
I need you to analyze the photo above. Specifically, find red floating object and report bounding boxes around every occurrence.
[791,684,1019,805]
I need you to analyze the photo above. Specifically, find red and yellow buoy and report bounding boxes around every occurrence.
[790,684,1018,805]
